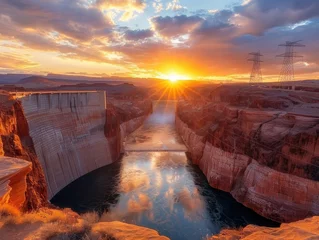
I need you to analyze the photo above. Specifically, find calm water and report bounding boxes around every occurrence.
[52,101,279,240]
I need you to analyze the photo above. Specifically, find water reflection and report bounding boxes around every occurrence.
[52,101,279,240]
[125,101,187,152]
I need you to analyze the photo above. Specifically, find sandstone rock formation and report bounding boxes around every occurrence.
[176,85,319,222]
[0,207,169,240]
[91,221,169,240]
[0,157,31,209]
[211,216,319,240]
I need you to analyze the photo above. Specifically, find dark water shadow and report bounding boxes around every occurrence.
[185,154,280,233]
[51,160,122,215]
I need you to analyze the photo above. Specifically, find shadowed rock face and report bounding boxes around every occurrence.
[176,85,319,223]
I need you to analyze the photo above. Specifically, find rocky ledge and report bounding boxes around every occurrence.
[211,216,319,240]
[176,85,319,223]
[0,157,31,209]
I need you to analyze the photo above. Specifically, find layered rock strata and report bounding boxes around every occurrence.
[176,86,319,222]
[0,156,31,209]
[212,216,319,240]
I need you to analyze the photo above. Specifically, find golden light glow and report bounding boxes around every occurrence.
[168,74,179,83]
[160,72,190,83]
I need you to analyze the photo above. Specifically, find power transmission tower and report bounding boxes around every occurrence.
[248,52,263,84]
[277,40,305,88]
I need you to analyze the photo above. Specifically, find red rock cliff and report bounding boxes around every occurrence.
[176,85,319,222]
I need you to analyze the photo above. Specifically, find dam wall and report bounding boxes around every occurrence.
[19,92,114,199]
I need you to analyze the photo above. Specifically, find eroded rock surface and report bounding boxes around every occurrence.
[211,216,319,240]
[176,85,319,222]
[0,157,31,209]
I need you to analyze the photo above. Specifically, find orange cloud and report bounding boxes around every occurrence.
[0,53,38,69]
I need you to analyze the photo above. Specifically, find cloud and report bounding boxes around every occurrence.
[153,0,163,13]
[96,0,146,11]
[124,29,154,41]
[0,0,318,80]
[97,0,146,21]
[232,0,319,35]
[0,52,38,69]
[0,0,113,41]
[166,0,185,11]
[151,15,203,38]
[190,10,236,46]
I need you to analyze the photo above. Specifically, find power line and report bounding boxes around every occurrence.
[248,52,263,84]
[277,40,305,88]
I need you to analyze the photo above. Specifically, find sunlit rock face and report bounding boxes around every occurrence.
[176,85,319,222]
[91,221,169,240]
[0,157,32,209]
[211,216,319,240]
[0,93,47,211]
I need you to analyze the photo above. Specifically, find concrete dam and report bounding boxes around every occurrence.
[0,91,150,206]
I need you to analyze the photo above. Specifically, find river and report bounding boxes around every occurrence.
[52,101,278,240]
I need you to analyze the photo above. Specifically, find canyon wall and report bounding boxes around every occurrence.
[176,86,319,222]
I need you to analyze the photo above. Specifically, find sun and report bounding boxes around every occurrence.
[168,74,179,83]
[163,73,189,83]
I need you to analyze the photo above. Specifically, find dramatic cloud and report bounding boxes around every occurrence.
[96,0,146,21]
[124,29,154,41]
[151,15,203,38]
[0,0,113,41]
[0,52,38,69]
[233,0,319,35]
[96,0,146,11]
[0,0,318,80]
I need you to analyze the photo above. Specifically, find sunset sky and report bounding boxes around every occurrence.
[0,0,318,81]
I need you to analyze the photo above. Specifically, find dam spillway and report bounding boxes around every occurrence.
[51,101,278,240]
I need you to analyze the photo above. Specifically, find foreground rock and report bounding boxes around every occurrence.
[0,207,169,240]
[176,85,319,222]
[211,216,319,240]
[91,222,169,240]
[0,157,31,209]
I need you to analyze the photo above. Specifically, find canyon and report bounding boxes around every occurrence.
[0,83,319,239]
[176,85,319,223]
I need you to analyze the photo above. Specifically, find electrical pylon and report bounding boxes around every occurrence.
[277,40,305,85]
[248,52,263,84]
